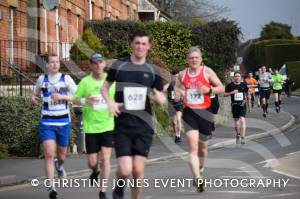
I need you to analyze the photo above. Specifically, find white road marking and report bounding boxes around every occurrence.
[272,169,300,179]
[219,176,267,179]
[255,159,280,168]
[287,151,300,156]
[259,192,299,198]
[208,190,260,194]
[231,170,259,173]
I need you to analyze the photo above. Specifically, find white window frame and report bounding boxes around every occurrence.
[76,15,79,33]
[88,0,93,20]
[9,7,14,64]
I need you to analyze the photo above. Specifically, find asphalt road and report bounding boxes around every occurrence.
[0,96,299,199]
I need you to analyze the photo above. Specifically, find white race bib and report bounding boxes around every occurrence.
[171,91,175,100]
[92,94,108,110]
[48,99,65,110]
[124,87,147,110]
[255,88,259,92]
[234,92,244,101]
[187,89,204,105]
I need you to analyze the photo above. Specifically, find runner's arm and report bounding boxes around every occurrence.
[31,76,44,106]
[224,84,236,97]
[102,80,122,117]
[174,71,184,102]
[52,75,77,102]
[101,81,114,104]
[73,80,86,106]
[163,83,169,92]
[152,68,166,106]
[207,67,225,95]
[152,88,166,106]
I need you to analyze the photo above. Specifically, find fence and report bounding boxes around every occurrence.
[0,40,73,74]
[0,40,76,97]
[0,59,36,97]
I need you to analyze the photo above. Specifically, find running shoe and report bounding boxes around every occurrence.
[241,137,246,144]
[54,158,67,179]
[112,185,124,199]
[48,189,58,199]
[99,191,108,199]
[175,136,182,143]
[194,176,205,192]
[89,170,100,186]
[236,134,241,144]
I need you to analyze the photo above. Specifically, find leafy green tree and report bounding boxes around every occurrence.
[70,28,109,64]
[260,21,294,40]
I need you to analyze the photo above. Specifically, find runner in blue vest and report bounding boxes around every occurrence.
[31,54,77,199]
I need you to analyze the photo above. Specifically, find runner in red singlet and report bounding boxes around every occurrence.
[175,46,224,192]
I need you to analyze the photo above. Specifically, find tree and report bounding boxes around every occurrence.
[69,28,109,64]
[152,0,229,22]
[260,21,294,40]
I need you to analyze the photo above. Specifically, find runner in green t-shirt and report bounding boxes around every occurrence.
[272,69,285,113]
[73,53,115,199]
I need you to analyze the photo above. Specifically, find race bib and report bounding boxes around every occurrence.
[187,89,204,105]
[92,94,108,110]
[48,99,65,110]
[124,87,147,110]
[234,92,244,101]
[255,88,259,92]
[171,91,175,100]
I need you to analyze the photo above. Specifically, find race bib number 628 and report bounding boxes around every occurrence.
[124,87,147,110]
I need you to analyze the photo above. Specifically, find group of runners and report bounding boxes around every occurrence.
[244,66,286,117]
[31,30,287,199]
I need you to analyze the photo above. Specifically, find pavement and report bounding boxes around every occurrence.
[0,102,296,188]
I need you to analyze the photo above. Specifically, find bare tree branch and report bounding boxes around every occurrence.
[152,0,230,22]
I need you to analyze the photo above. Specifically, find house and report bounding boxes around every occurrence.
[0,0,139,73]
[138,0,171,22]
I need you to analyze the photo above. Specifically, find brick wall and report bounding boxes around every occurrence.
[0,0,29,74]
[0,0,139,72]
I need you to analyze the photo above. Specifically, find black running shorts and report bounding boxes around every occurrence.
[114,130,153,158]
[273,89,282,94]
[85,131,114,154]
[183,108,213,136]
[168,103,183,117]
[259,88,271,100]
[231,104,246,119]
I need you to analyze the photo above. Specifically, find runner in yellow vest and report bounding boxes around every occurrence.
[73,53,116,199]
[272,69,285,113]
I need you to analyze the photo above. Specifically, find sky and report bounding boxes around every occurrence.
[212,0,300,41]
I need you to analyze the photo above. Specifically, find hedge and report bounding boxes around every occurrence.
[138,21,192,71]
[265,44,300,68]
[286,61,300,90]
[0,97,77,157]
[85,20,138,59]
[245,39,300,70]
[81,19,240,75]
[0,97,41,157]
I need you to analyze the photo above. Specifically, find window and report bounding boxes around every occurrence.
[88,0,93,20]
[66,10,70,43]
[9,7,14,64]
